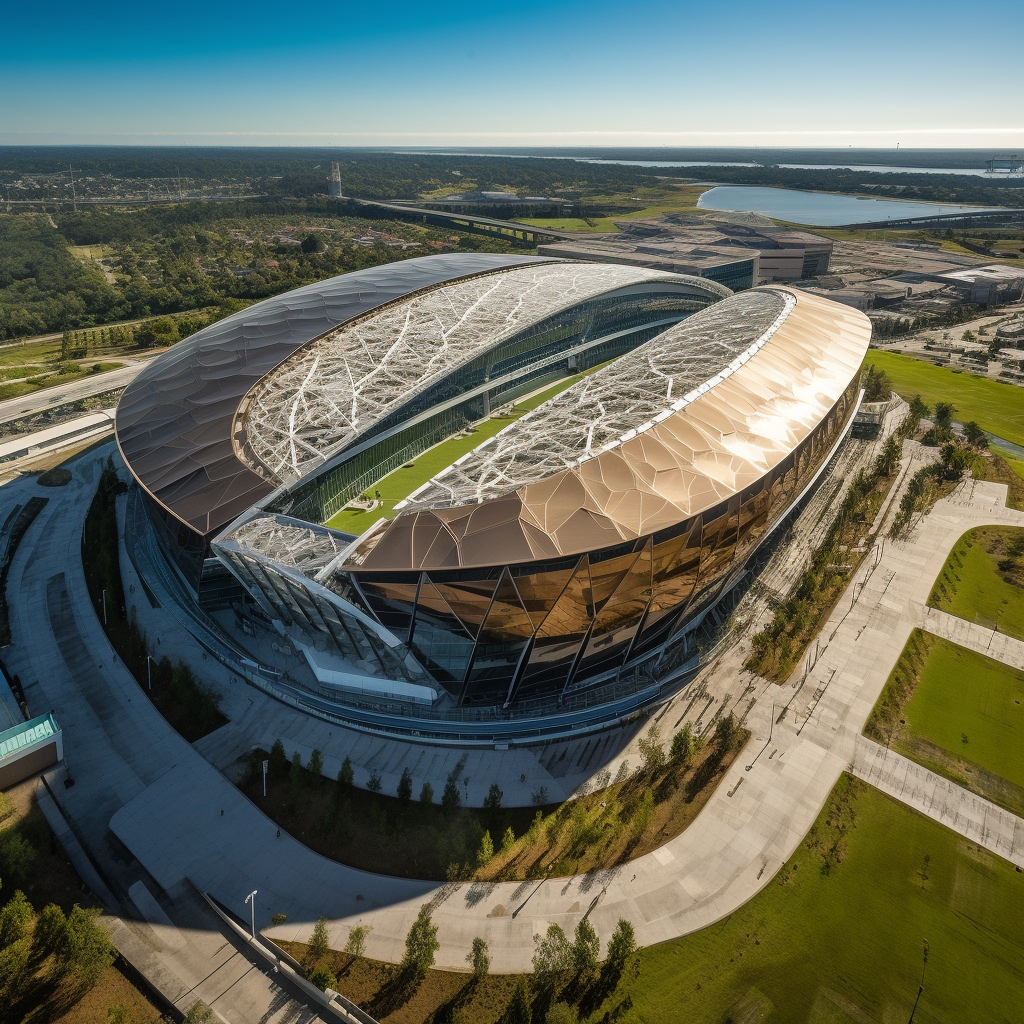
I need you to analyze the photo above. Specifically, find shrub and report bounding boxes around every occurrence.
[309,965,336,991]
[271,913,287,926]
[0,826,35,886]
[183,1001,215,1024]
[501,826,516,854]
[546,1002,579,1024]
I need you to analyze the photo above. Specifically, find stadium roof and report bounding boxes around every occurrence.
[348,286,871,571]
[114,253,551,537]
[239,262,725,485]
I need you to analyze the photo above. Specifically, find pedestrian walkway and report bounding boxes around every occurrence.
[851,738,1024,867]
[919,605,1024,670]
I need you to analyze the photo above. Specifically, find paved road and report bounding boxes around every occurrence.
[1,454,325,1023]
[920,604,1024,670]
[8,441,1024,981]
[0,362,146,425]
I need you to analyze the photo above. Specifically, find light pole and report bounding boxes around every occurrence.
[262,759,269,798]
[245,890,257,941]
[147,655,151,691]
[102,589,107,626]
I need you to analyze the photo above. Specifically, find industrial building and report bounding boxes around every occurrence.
[117,254,869,739]
[538,222,832,290]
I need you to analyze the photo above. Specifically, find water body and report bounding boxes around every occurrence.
[577,159,1016,178]
[696,185,1001,227]
[397,151,1018,178]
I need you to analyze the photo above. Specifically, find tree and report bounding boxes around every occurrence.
[306,917,331,965]
[670,724,694,765]
[419,781,434,806]
[483,783,503,812]
[307,748,324,780]
[963,421,988,447]
[300,233,324,253]
[571,918,600,975]
[506,977,532,1024]
[397,767,413,804]
[546,1003,579,1024]
[367,770,382,794]
[940,442,970,479]
[476,830,494,868]
[934,400,956,430]
[874,435,902,477]
[0,938,31,999]
[532,923,571,978]
[638,723,665,775]
[289,751,303,790]
[442,777,461,813]
[467,936,490,978]
[501,826,516,854]
[54,905,115,988]
[0,890,33,948]
[606,918,637,972]
[337,756,354,795]
[909,395,929,422]
[961,329,975,342]
[345,924,369,957]
[401,905,439,978]
[34,903,67,957]
[714,713,738,749]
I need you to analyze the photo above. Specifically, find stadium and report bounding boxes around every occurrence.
[116,253,870,740]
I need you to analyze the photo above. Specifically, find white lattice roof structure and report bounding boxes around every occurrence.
[237,262,720,485]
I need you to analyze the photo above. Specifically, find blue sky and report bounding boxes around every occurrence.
[2,0,1022,147]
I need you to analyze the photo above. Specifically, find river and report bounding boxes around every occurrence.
[695,185,1002,227]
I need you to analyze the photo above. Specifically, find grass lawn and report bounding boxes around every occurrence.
[863,350,1024,447]
[325,368,606,535]
[280,776,1024,1024]
[903,637,1024,788]
[516,185,710,234]
[928,526,1024,640]
[867,629,1024,815]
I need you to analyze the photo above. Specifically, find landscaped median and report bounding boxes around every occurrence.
[237,717,747,882]
[865,629,1024,816]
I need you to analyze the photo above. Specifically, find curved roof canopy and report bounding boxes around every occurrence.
[114,253,552,537]
[239,263,720,485]
[349,286,871,571]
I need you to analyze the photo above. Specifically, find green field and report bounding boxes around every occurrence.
[324,370,602,535]
[629,777,1024,1024]
[863,350,1024,447]
[902,635,1024,789]
[928,526,1024,640]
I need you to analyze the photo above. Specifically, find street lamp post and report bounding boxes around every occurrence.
[147,655,151,691]
[102,589,107,626]
[245,890,257,941]
[262,759,269,798]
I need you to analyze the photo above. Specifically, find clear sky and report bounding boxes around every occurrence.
[2,0,1022,148]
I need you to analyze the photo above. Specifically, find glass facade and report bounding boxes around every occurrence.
[344,377,858,710]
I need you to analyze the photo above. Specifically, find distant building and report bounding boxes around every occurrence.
[536,238,758,292]
[933,265,1024,305]
[328,163,343,198]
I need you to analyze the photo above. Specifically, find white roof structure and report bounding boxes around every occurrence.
[237,262,718,485]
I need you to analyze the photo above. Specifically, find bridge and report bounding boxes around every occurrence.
[837,207,1024,231]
